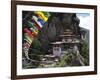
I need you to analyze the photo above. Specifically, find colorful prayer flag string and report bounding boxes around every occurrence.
[23,11,50,60]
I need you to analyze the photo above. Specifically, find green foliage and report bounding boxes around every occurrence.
[81,40,89,65]
[57,53,72,67]
[32,38,41,50]
[30,38,45,54]
[27,39,43,68]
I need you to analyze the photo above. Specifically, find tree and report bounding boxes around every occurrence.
[81,40,89,65]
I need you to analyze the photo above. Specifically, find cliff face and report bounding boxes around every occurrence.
[29,13,81,53]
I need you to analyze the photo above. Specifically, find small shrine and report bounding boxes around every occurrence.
[51,42,63,57]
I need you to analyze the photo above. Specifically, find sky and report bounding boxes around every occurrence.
[76,13,90,30]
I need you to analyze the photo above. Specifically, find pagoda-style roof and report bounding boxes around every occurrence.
[59,34,80,38]
[51,41,63,45]
[63,40,80,44]
[50,40,80,45]
[59,29,81,38]
[63,31,73,34]
[63,29,73,34]
[44,55,56,58]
